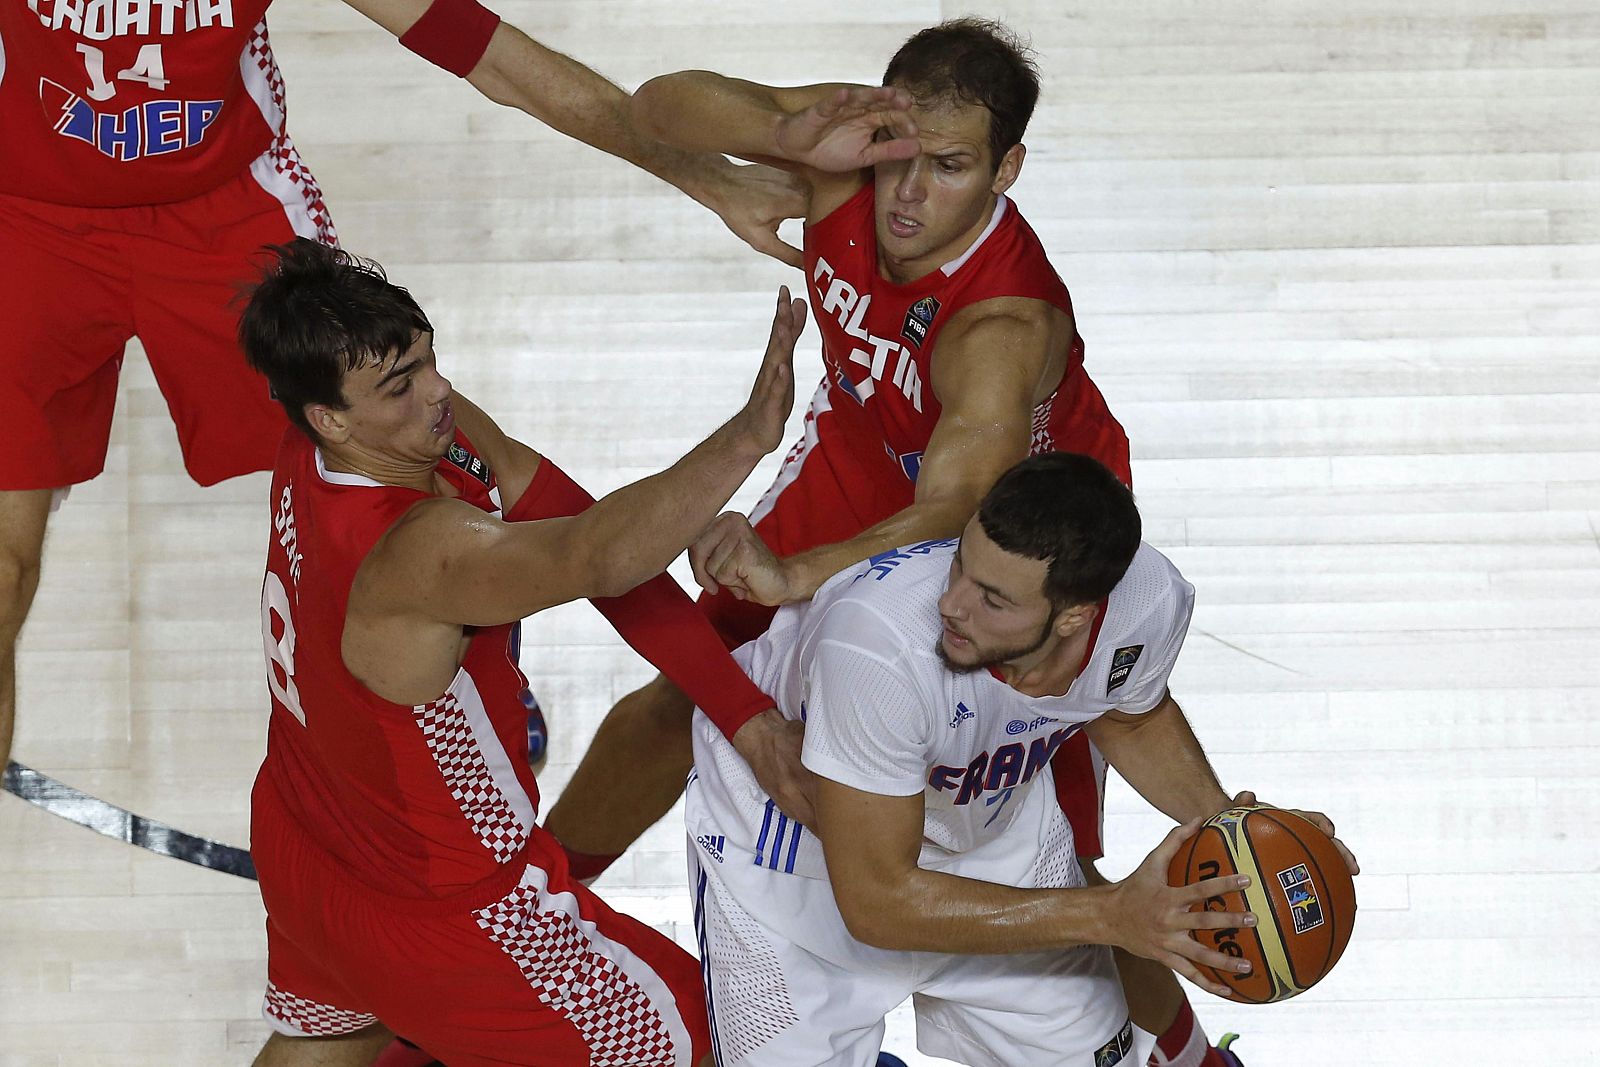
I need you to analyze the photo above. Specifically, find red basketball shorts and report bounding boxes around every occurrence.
[698,380,1131,859]
[0,145,335,491]
[253,782,710,1067]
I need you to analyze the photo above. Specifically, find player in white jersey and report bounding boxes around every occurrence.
[685,454,1355,1067]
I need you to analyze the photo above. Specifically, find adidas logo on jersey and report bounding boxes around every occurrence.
[948,701,975,729]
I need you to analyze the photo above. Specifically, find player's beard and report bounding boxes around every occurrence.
[936,614,1056,675]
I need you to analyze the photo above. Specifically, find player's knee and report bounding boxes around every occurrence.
[629,673,695,725]
[0,544,42,637]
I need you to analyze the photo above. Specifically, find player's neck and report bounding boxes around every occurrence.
[321,443,441,494]
[877,197,999,286]
[997,619,1095,698]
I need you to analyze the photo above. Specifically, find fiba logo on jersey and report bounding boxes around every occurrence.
[1093,1020,1135,1066]
[1106,644,1144,694]
[900,295,941,348]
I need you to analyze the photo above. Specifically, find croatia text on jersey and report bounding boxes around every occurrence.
[927,724,1079,806]
[812,256,925,413]
[28,0,236,38]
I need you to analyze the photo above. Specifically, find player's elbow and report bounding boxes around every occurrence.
[629,74,684,142]
[832,877,918,950]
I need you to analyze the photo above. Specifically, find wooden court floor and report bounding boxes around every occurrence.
[2,2,1597,1063]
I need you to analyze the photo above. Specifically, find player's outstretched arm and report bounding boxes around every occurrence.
[812,778,1253,996]
[340,0,809,265]
[368,289,803,627]
[632,74,920,173]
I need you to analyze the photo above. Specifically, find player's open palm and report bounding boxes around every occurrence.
[732,286,804,456]
[776,86,921,173]
[691,512,793,606]
[1106,819,1258,998]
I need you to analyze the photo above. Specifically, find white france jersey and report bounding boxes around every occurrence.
[689,537,1195,886]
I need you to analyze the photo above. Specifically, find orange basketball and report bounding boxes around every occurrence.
[1167,804,1356,1003]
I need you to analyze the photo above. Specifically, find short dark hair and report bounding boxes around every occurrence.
[238,238,432,439]
[882,18,1040,170]
[977,453,1141,609]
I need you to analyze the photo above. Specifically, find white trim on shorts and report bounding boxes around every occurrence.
[239,22,339,245]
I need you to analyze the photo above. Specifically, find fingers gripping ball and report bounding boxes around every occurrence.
[1168,805,1356,1003]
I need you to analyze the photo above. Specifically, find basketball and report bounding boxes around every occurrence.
[1168,805,1356,1003]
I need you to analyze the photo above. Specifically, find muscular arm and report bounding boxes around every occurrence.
[340,0,808,263]
[814,776,1119,954]
[359,291,802,627]
[1085,694,1232,824]
[630,72,920,221]
[781,304,1061,598]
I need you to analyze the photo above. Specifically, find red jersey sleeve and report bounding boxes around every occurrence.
[502,457,773,740]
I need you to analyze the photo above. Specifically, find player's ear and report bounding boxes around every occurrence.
[304,403,350,445]
[991,143,1025,196]
[1054,599,1097,638]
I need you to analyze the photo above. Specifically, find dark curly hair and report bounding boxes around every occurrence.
[238,238,432,439]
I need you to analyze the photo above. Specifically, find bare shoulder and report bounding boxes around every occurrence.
[941,295,1068,343]
[933,297,1076,403]
[357,496,499,609]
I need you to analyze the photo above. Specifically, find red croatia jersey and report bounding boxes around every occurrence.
[0,0,296,205]
[802,183,1128,491]
[257,428,543,900]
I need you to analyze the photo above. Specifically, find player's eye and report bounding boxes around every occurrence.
[937,158,962,173]
[983,593,1003,610]
[391,379,412,397]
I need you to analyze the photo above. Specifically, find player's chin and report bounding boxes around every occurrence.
[936,634,980,671]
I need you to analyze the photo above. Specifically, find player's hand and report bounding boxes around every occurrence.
[1229,791,1359,876]
[775,86,921,174]
[731,708,817,827]
[1105,819,1258,998]
[691,512,798,606]
[725,286,803,458]
[701,161,808,268]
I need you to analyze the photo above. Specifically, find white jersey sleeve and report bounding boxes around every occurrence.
[800,637,934,798]
[1099,547,1197,716]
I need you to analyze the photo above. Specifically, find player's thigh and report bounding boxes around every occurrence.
[367,856,709,1067]
[253,822,383,1039]
[0,195,136,490]
[689,848,905,1067]
[915,944,1147,1067]
[123,165,328,486]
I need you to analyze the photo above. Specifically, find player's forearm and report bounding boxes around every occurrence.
[467,28,736,205]
[1086,697,1230,824]
[839,867,1120,955]
[784,496,974,600]
[572,423,770,598]
[631,71,789,161]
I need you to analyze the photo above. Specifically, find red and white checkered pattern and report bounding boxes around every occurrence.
[475,877,678,1067]
[413,692,530,862]
[263,980,376,1037]
[1029,392,1056,454]
[244,22,338,246]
